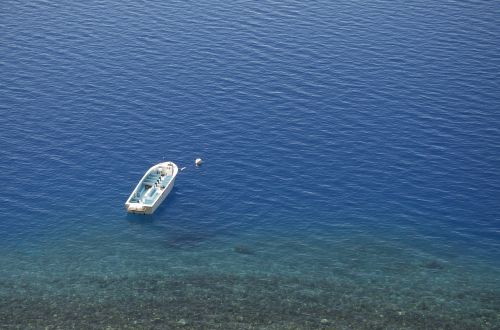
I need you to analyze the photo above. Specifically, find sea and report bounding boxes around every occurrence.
[1,0,499,328]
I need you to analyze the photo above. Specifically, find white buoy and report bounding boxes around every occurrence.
[195,158,203,166]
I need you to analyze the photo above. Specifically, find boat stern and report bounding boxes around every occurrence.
[125,202,148,214]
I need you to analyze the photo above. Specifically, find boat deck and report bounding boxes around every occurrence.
[129,172,173,205]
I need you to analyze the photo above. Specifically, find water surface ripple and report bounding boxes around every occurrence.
[1,0,500,328]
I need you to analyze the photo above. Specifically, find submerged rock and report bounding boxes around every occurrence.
[234,245,254,255]
[165,234,207,248]
[423,260,445,270]
[151,317,162,324]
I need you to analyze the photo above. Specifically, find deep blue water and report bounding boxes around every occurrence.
[1,0,500,328]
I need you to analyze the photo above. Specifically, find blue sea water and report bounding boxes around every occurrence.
[1,0,500,328]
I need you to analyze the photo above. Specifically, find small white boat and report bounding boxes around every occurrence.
[125,161,178,214]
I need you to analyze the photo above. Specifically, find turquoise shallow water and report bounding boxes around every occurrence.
[1,0,500,328]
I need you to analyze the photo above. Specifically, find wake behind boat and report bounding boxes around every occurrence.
[125,161,178,214]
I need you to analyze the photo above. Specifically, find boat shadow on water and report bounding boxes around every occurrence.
[124,189,219,249]
[162,231,214,248]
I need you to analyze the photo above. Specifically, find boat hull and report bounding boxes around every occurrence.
[125,162,178,214]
